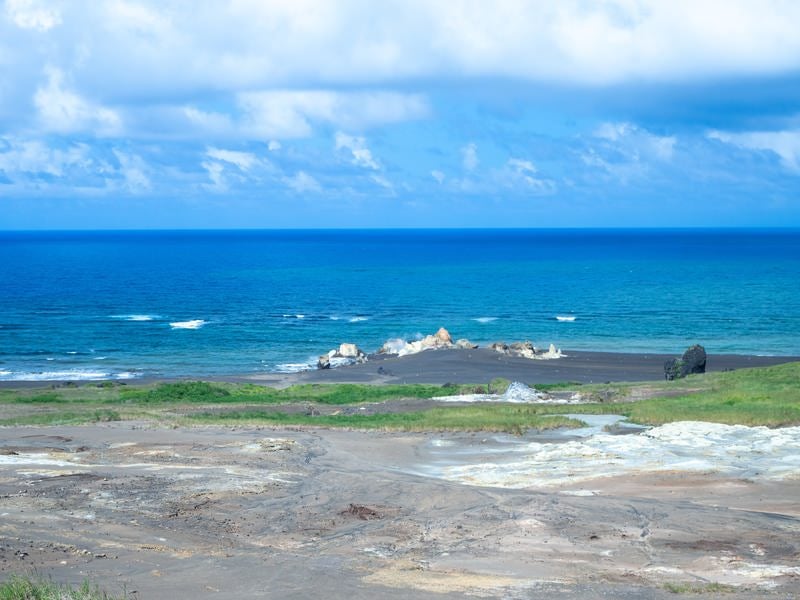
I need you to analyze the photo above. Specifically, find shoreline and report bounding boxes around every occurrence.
[2,348,798,389]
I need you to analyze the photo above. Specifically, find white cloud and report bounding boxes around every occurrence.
[238,90,428,139]
[5,0,61,31]
[499,157,556,194]
[268,140,281,151]
[113,149,151,192]
[183,107,234,136]
[461,142,478,171]
[370,174,393,190]
[206,147,258,171]
[431,169,445,184]
[283,170,321,193]
[0,137,91,177]
[335,132,380,170]
[593,121,676,161]
[33,68,121,135]
[201,160,227,192]
[6,1,800,99]
[708,129,800,172]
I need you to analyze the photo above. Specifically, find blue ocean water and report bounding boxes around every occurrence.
[1,229,799,380]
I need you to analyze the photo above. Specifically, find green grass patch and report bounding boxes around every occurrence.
[662,581,737,594]
[187,405,585,434]
[0,409,121,427]
[0,574,126,599]
[610,362,800,426]
[116,381,476,406]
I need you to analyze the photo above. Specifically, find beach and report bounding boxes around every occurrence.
[243,347,799,387]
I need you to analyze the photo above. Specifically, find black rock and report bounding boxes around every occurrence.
[664,344,707,380]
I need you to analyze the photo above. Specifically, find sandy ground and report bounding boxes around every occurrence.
[1,421,799,599]
[243,348,800,387]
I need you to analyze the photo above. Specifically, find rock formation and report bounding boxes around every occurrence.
[379,327,473,356]
[317,342,368,369]
[664,344,707,380]
[490,341,564,360]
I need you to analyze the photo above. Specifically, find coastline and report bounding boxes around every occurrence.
[3,348,797,389]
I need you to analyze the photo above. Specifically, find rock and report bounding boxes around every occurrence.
[434,327,452,345]
[455,338,478,349]
[501,381,549,402]
[664,344,707,380]
[379,329,455,356]
[317,343,367,369]
[508,341,537,359]
[682,344,707,375]
[338,343,366,360]
[490,342,509,354]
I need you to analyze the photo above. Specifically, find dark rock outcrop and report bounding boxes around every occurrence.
[664,344,707,380]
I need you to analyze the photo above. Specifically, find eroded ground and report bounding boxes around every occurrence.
[1,423,799,599]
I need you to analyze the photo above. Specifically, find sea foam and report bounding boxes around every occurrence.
[555,315,576,322]
[169,319,207,329]
[111,314,160,322]
[0,369,140,381]
[473,317,498,324]
[273,360,316,373]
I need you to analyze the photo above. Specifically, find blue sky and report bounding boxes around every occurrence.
[1,1,799,229]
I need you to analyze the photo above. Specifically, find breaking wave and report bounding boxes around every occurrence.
[111,314,161,322]
[170,319,207,330]
[473,317,498,324]
[0,369,140,381]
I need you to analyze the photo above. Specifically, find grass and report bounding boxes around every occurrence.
[188,405,585,434]
[114,381,483,405]
[0,362,798,430]
[0,574,126,600]
[601,362,800,426]
[661,581,737,594]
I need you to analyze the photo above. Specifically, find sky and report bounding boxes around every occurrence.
[1,0,799,229]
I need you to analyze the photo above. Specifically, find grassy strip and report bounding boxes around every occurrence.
[0,574,125,600]
[0,409,121,427]
[187,406,584,434]
[3,381,491,406]
[595,362,800,426]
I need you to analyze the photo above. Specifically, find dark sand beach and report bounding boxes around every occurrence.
[245,347,800,387]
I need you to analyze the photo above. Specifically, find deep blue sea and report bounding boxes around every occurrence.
[1,229,799,381]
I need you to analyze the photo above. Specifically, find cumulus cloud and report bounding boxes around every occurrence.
[5,1,800,100]
[461,142,478,171]
[335,132,380,170]
[708,129,800,172]
[33,68,121,135]
[267,140,281,151]
[431,169,445,184]
[5,0,61,31]
[283,170,321,193]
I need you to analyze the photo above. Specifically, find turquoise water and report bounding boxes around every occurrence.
[1,229,798,380]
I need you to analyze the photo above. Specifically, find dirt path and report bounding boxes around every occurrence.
[1,423,798,598]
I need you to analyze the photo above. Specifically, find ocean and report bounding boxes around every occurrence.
[1,229,798,381]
